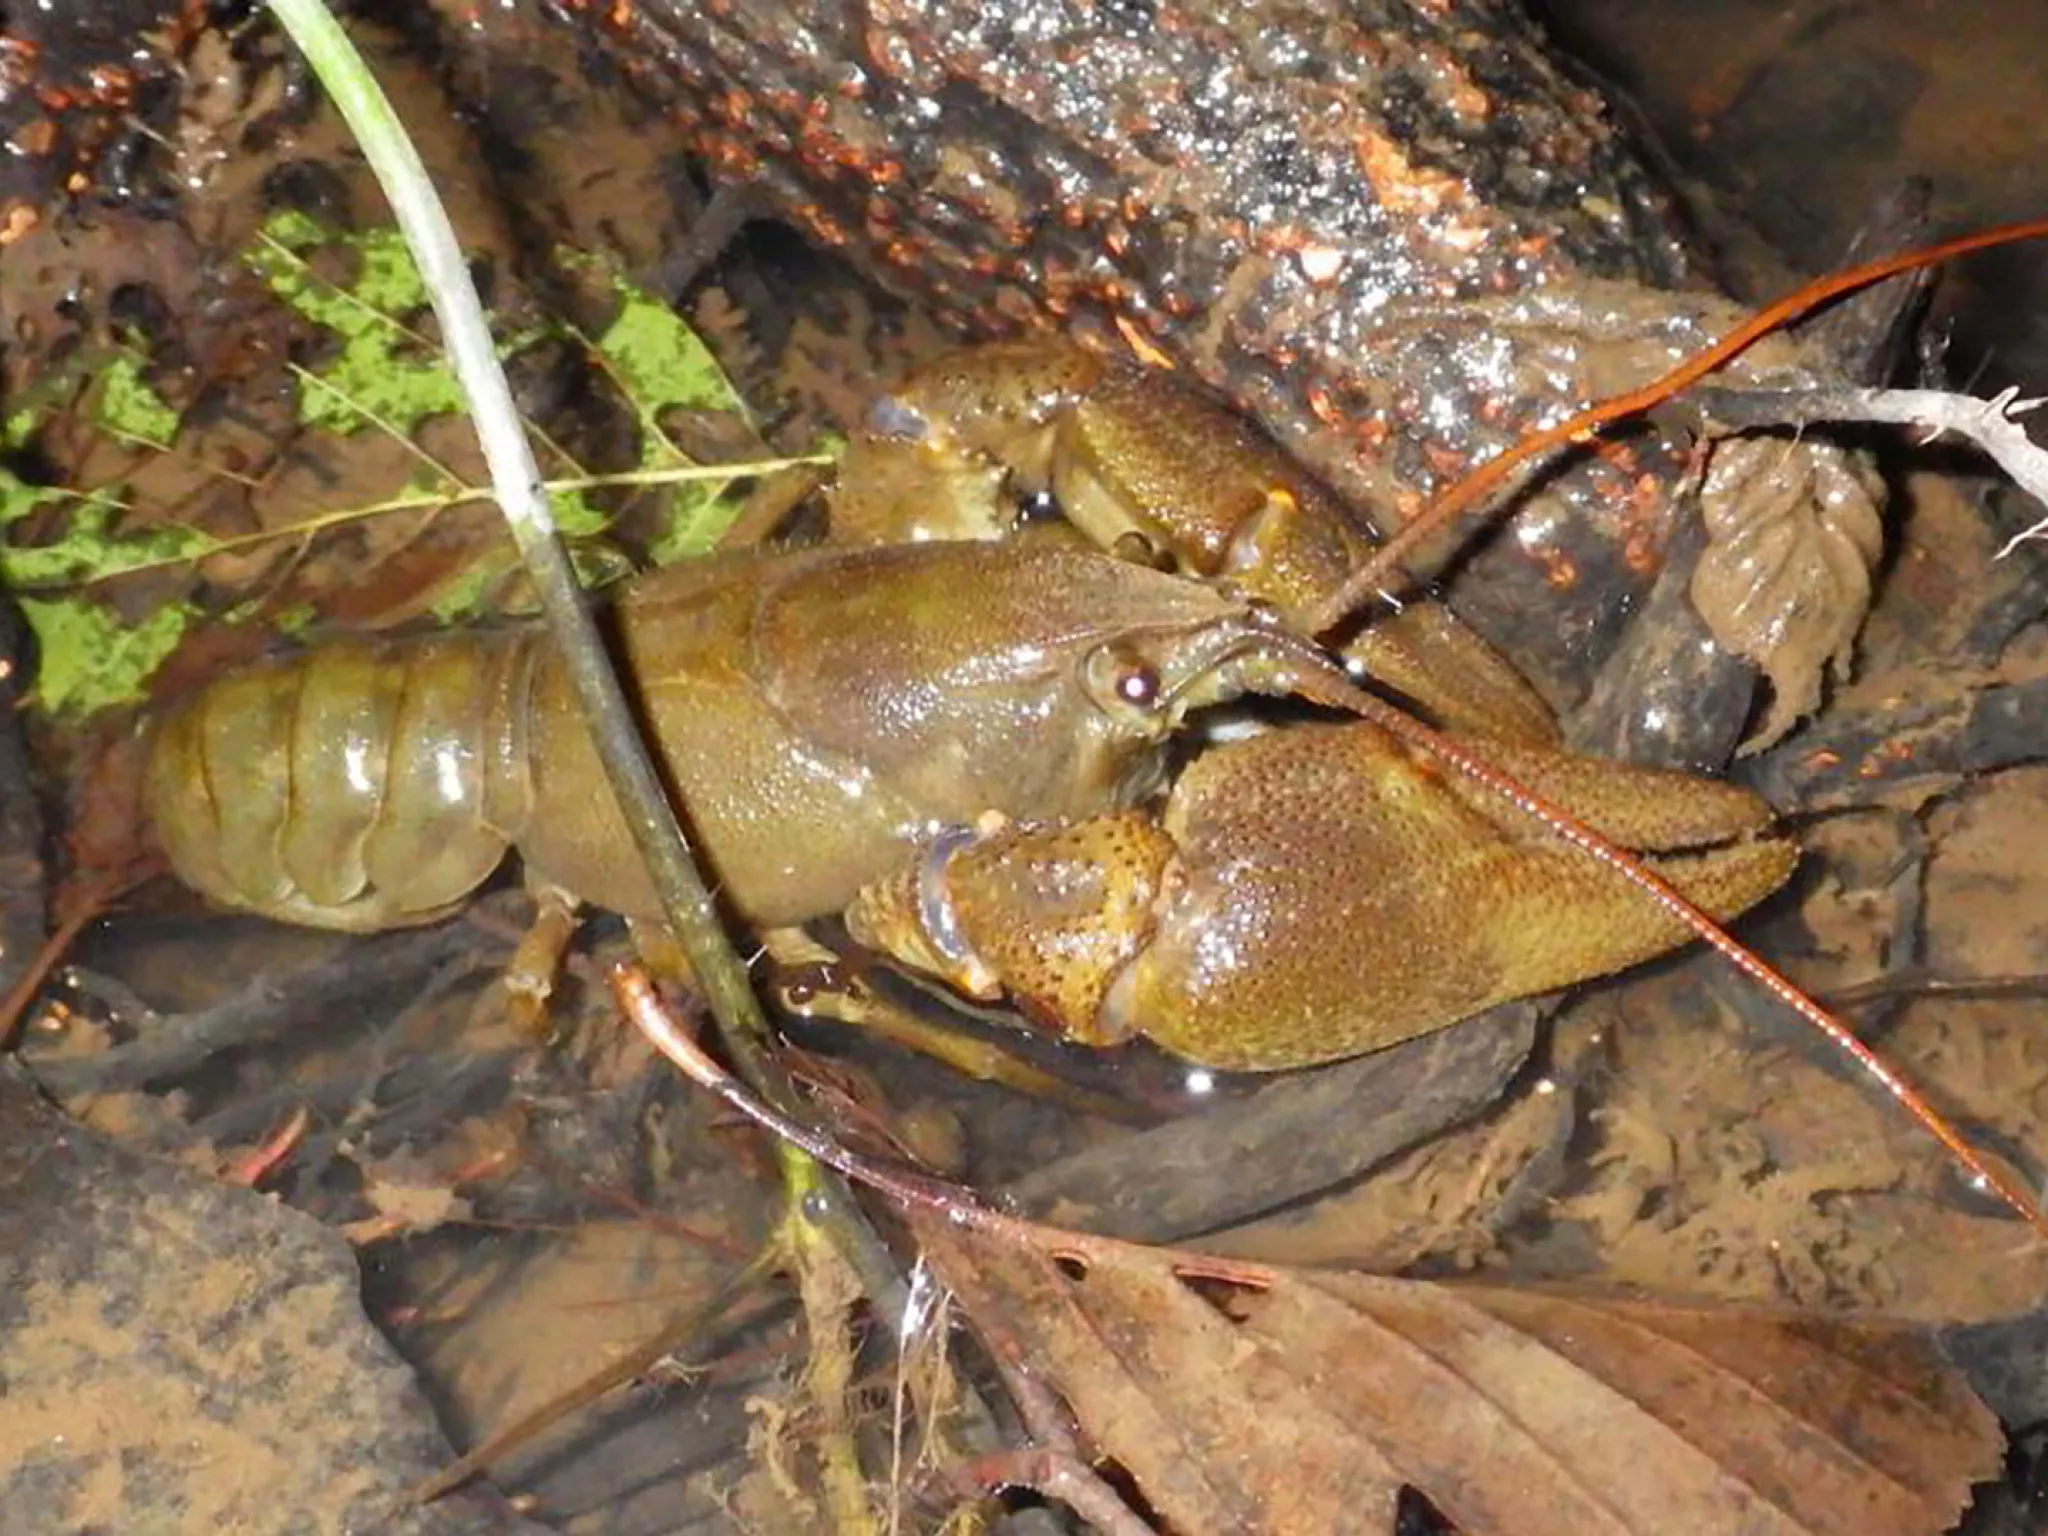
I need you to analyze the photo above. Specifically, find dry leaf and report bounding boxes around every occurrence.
[918,1216,2001,1536]
[1691,436,1885,749]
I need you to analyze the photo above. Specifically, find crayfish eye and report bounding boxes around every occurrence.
[1115,664,1161,707]
[1083,642,1168,720]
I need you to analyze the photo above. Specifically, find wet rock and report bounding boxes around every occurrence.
[0,1062,549,1536]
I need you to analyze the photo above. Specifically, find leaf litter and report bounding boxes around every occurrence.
[902,1200,2002,1535]
[613,966,2014,1536]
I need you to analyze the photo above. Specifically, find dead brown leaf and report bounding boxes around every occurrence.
[1691,435,1885,748]
[917,1216,2001,1536]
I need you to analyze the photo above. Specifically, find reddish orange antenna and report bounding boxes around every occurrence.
[1309,216,2048,636]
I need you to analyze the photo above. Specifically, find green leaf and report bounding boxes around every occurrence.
[18,593,200,716]
[248,214,470,436]
[0,471,211,588]
[587,266,749,423]
[1,214,799,717]
[0,457,61,541]
[643,480,738,565]
[566,251,756,561]
[2,402,37,453]
[95,353,182,448]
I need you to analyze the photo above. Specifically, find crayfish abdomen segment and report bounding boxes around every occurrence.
[143,631,536,932]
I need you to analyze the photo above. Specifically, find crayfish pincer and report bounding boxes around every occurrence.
[832,337,1559,745]
[142,540,1358,935]
[847,721,1798,1072]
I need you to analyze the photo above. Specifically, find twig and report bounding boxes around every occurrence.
[0,593,44,1018]
[265,0,767,1066]
[0,871,141,1052]
[610,964,1303,1536]
[953,1449,1154,1536]
[1825,968,2048,1011]
[24,923,499,1096]
[186,951,514,1147]
[401,1254,781,1506]
[1003,1004,1535,1242]
[613,965,1277,1288]
[226,1105,312,1187]
[1307,216,2048,634]
[46,457,827,589]
[1738,675,2048,812]
[1690,383,2048,545]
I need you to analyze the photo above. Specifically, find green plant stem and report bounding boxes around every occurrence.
[39,456,828,589]
[263,0,905,1317]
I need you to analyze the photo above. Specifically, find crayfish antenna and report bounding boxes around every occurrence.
[1301,665,2048,1240]
[1307,216,2048,637]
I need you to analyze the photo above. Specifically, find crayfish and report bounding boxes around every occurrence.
[140,337,1797,1086]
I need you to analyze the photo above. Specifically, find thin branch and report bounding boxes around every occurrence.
[39,456,826,589]
[267,3,720,1007]
[24,923,499,1095]
[400,1253,781,1506]
[954,1449,1155,1536]
[613,964,1278,1289]
[1690,382,2048,549]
